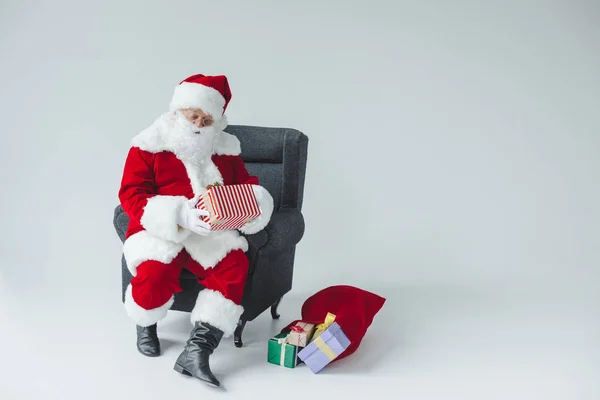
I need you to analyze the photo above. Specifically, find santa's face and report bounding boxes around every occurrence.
[166,109,218,166]
[180,108,214,129]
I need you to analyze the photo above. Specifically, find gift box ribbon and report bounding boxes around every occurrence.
[312,312,336,340]
[313,336,337,361]
[276,337,288,366]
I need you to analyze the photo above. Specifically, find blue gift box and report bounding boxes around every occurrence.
[297,321,350,373]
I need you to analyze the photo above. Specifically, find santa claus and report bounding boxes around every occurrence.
[118,74,273,387]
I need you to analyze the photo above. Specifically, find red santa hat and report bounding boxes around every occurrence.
[169,74,232,119]
[283,285,386,362]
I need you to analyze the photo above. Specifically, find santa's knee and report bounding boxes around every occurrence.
[139,259,180,285]
[124,260,180,326]
[218,249,250,274]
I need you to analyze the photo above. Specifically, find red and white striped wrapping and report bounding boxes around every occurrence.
[196,184,261,231]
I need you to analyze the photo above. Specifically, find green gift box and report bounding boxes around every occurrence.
[267,332,299,368]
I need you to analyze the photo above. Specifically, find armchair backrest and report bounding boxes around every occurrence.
[224,125,309,212]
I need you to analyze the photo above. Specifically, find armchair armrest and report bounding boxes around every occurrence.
[260,207,305,255]
[114,205,305,255]
[114,205,128,243]
[243,229,268,250]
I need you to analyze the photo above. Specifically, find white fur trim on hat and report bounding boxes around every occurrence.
[169,82,225,118]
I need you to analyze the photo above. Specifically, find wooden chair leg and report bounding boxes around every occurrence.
[234,318,246,348]
[271,296,282,319]
[234,297,283,348]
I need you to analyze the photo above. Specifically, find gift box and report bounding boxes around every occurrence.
[297,322,350,373]
[282,285,386,366]
[286,322,315,347]
[267,332,299,368]
[197,184,261,231]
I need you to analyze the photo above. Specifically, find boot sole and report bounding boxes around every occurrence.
[173,363,192,376]
[173,363,220,387]
[138,349,160,357]
[137,346,160,357]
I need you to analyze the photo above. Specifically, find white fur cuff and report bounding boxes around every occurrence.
[190,289,244,337]
[124,284,174,327]
[238,185,274,235]
[140,195,191,243]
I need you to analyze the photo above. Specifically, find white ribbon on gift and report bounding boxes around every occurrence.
[277,337,288,366]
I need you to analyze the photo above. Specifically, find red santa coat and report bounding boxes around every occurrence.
[118,113,274,278]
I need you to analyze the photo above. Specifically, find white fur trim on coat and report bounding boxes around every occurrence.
[182,161,223,203]
[140,195,191,243]
[169,82,225,119]
[123,231,183,276]
[182,230,248,269]
[190,289,244,337]
[124,284,174,327]
[213,114,228,132]
[238,185,274,235]
[213,131,241,156]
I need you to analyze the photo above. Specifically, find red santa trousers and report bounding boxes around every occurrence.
[124,248,248,337]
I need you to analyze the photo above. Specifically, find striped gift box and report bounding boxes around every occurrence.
[196,184,261,231]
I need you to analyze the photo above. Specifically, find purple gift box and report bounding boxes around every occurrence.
[297,321,351,373]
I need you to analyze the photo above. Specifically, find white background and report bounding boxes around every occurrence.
[1,1,599,399]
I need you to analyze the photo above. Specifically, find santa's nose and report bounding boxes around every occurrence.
[194,119,203,127]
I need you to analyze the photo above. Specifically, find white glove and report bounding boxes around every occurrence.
[177,199,212,236]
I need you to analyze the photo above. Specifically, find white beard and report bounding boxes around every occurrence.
[165,111,218,166]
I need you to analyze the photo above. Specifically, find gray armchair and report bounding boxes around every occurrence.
[113,125,308,347]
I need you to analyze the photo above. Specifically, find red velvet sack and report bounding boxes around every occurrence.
[282,285,386,362]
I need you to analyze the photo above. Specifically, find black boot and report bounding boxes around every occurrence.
[136,324,160,357]
[174,321,224,387]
